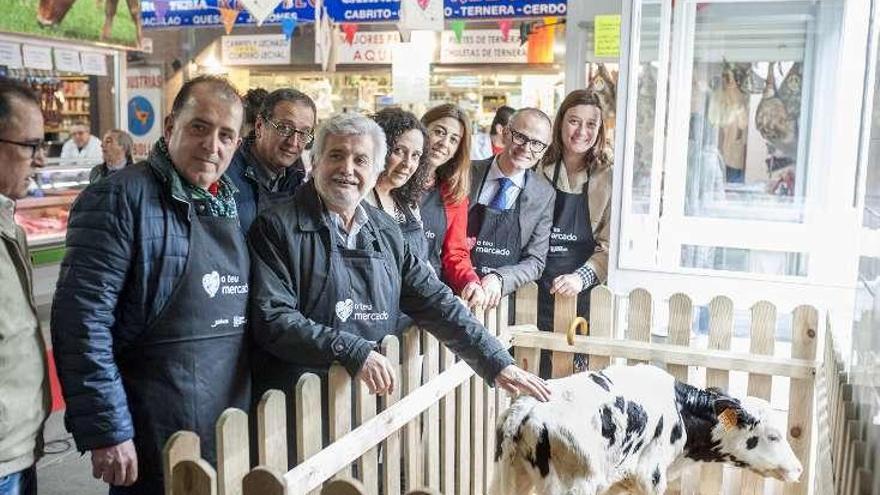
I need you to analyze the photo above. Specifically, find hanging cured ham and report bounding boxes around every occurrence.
[755,61,799,159]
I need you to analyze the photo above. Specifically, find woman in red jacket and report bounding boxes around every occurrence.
[420,104,485,309]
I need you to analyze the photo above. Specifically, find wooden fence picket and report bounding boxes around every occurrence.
[296,373,323,495]
[625,288,652,366]
[784,305,818,495]
[257,391,288,475]
[588,286,613,370]
[328,366,353,480]
[242,467,286,495]
[164,431,202,495]
[381,336,403,495]
[172,459,217,495]
[700,295,733,494]
[216,408,249,495]
[742,301,777,495]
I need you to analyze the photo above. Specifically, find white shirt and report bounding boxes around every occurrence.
[326,204,370,250]
[60,135,103,165]
[476,157,526,208]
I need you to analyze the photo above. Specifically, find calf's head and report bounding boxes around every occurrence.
[711,395,803,483]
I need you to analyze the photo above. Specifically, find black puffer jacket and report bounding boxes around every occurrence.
[248,182,514,394]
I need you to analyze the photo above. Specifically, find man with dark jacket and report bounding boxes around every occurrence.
[52,76,250,494]
[248,113,550,464]
[0,78,50,495]
[228,88,315,233]
[468,108,556,308]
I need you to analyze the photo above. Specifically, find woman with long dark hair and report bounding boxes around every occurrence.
[420,104,485,309]
[537,90,613,375]
[368,108,432,262]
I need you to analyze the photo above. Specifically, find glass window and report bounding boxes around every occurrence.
[631,2,664,214]
[865,50,880,230]
[683,2,815,223]
[680,245,808,277]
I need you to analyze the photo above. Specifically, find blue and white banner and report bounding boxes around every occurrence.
[141,0,314,29]
[443,0,566,20]
[141,0,565,29]
[325,0,566,21]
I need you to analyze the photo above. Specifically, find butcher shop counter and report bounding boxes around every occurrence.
[16,159,98,311]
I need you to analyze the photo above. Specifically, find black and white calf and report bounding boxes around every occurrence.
[491,364,802,495]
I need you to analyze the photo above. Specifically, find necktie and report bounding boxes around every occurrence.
[489,177,514,210]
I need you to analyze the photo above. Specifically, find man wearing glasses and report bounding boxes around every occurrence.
[467,108,555,308]
[0,78,49,495]
[60,120,103,165]
[228,88,316,233]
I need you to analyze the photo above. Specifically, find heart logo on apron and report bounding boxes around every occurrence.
[335,298,354,322]
[202,271,221,298]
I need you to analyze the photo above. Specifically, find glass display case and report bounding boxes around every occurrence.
[16,159,97,250]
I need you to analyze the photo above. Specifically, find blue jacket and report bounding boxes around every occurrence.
[51,144,199,450]
[227,139,305,234]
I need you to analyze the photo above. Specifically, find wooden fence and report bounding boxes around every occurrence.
[163,283,823,495]
[816,308,880,495]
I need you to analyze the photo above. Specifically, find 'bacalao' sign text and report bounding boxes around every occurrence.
[221,35,291,66]
[440,29,527,64]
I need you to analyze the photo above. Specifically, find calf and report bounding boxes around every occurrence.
[491,364,802,495]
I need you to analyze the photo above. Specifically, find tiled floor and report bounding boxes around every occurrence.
[36,412,106,495]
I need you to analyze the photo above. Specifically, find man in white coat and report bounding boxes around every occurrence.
[60,121,102,164]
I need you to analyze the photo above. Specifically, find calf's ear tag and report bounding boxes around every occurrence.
[718,408,738,431]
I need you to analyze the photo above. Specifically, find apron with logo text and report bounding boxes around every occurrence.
[281,220,402,464]
[536,162,597,377]
[467,166,523,277]
[419,186,446,276]
[113,206,250,495]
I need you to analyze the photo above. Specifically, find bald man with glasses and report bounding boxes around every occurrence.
[228,88,316,233]
[467,108,556,309]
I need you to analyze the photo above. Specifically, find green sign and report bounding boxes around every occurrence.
[594,14,621,58]
[31,245,66,267]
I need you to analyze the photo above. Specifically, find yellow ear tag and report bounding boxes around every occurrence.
[718,408,738,432]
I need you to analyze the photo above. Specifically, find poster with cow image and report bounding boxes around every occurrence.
[126,66,163,160]
[0,0,142,49]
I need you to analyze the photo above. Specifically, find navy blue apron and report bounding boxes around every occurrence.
[113,203,251,494]
[467,165,523,276]
[282,216,401,466]
[536,162,597,378]
[374,191,430,266]
[419,186,446,276]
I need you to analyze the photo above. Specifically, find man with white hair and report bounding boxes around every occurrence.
[248,113,550,464]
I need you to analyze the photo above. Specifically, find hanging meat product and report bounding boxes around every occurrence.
[755,61,799,160]
[708,61,749,173]
[588,63,618,130]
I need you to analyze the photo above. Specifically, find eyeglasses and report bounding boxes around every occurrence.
[0,138,49,159]
[507,127,548,154]
[264,117,314,145]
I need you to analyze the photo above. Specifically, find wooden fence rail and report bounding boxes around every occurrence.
[164,284,825,495]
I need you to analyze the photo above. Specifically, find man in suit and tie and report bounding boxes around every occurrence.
[467,108,555,308]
